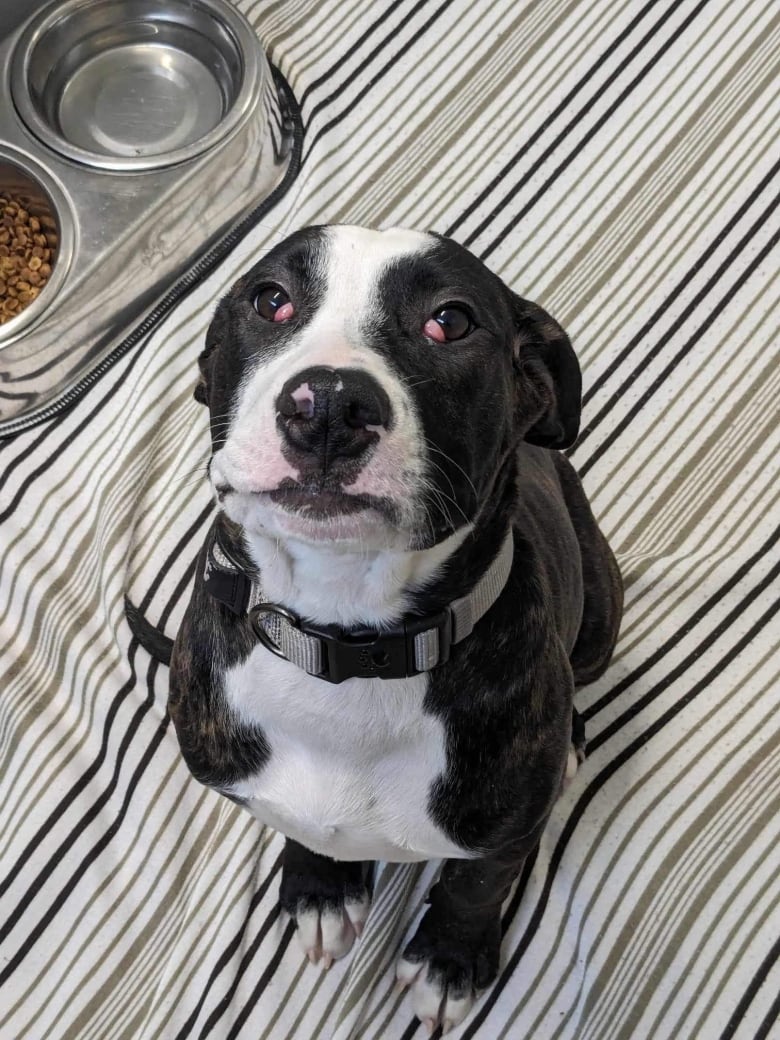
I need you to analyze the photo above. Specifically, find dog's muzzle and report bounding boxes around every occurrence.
[275,366,392,467]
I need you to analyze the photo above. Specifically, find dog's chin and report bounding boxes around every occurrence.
[220,488,411,549]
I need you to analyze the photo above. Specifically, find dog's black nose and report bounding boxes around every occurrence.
[275,366,392,464]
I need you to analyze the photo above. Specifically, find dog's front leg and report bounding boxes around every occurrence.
[279,839,373,969]
[397,828,545,1033]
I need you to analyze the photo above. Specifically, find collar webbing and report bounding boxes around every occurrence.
[204,526,514,684]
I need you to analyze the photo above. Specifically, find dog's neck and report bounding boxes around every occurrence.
[236,524,472,628]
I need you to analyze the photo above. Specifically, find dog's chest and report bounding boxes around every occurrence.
[222,647,471,862]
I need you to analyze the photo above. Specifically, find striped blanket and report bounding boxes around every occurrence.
[1,1,778,1037]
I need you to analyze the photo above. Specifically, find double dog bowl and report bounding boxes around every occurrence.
[0,0,294,430]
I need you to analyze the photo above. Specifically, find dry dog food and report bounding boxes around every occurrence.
[0,194,57,325]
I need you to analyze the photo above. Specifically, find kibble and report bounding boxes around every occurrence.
[0,193,57,325]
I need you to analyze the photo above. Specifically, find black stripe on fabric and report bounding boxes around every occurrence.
[577,213,780,478]
[170,852,284,1040]
[0,655,165,987]
[476,0,709,259]
[580,156,780,409]
[456,588,779,1039]
[198,911,288,1039]
[584,525,780,722]
[138,505,212,617]
[0,66,303,444]
[501,843,540,939]
[124,535,202,664]
[298,0,419,110]
[444,0,663,239]
[0,512,209,968]
[0,436,14,456]
[753,974,780,1040]
[588,553,780,755]
[222,920,298,1040]
[0,333,157,514]
[301,0,455,164]
[0,641,141,906]
[400,1016,423,1040]
[718,934,780,1040]
[124,503,212,663]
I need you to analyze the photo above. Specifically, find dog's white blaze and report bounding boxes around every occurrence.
[212,226,436,544]
[223,649,473,863]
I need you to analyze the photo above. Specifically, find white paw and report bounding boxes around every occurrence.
[396,955,474,1034]
[295,891,371,970]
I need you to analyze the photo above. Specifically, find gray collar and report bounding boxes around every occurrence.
[205,526,514,684]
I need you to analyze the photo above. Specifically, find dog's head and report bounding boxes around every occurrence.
[198,225,580,550]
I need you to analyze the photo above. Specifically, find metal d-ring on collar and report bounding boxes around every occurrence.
[204,526,515,684]
[249,602,300,657]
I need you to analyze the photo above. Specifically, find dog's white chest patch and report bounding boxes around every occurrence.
[222,647,472,862]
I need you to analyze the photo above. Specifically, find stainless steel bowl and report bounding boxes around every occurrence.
[0,147,74,338]
[0,0,295,430]
[11,0,261,171]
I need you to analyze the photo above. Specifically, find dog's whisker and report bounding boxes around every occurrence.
[423,482,455,533]
[206,411,235,425]
[170,462,209,482]
[171,477,211,492]
[170,473,208,487]
[418,498,439,544]
[424,456,461,507]
[424,438,479,502]
[419,470,468,531]
[396,373,436,391]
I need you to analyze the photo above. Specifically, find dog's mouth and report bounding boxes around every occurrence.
[269,484,389,520]
[215,479,399,524]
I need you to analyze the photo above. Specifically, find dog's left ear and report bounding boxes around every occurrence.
[510,293,581,450]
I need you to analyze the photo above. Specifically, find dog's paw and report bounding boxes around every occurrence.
[396,955,474,1034]
[395,925,498,1033]
[279,844,373,969]
[292,890,371,969]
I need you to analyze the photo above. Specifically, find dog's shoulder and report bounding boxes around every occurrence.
[169,515,268,789]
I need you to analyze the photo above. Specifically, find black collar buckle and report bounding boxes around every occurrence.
[300,609,452,684]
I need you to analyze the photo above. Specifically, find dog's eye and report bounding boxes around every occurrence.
[254,286,295,323]
[423,305,473,343]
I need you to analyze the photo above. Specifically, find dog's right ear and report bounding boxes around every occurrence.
[194,302,227,406]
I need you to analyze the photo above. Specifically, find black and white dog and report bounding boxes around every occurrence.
[169,225,622,1033]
